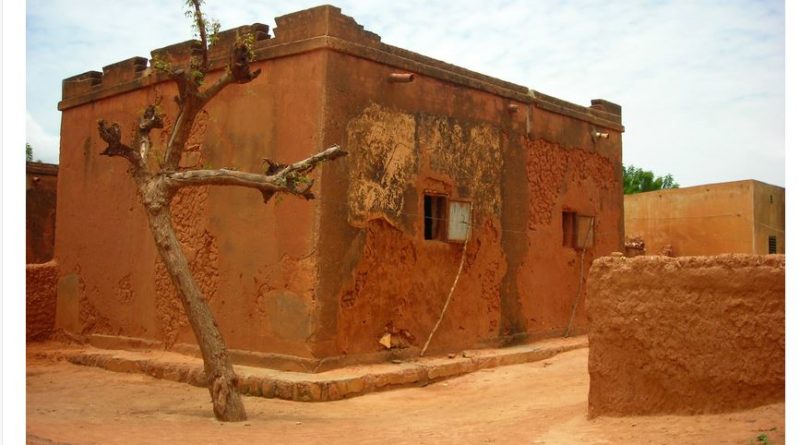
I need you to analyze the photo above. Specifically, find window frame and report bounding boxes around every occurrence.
[768,235,777,254]
[446,199,472,243]
[562,210,595,250]
[422,193,471,243]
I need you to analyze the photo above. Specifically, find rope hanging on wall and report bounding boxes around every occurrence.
[564,217,595,337]
[419,221,471,357]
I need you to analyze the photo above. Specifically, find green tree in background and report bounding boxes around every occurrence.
[623,165,679,194]
[26,143,33,162]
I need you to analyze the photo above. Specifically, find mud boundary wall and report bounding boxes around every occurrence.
[587,254,784,416]
[27,261,59,341]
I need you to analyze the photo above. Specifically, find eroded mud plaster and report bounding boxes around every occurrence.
[154,120,221,347]
[526,138,616,228]
[335,218,506,355]
[337,104,507,355]
[518,138,620,336]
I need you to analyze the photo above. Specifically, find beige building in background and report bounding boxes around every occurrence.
[625,180,784,256]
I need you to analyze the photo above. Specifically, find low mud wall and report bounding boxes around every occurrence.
[587,254,784,417]
[27,261,59,341]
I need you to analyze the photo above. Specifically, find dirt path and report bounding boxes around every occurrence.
[27,346,784,445]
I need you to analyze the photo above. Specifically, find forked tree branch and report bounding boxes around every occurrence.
[164,144,347,202]
[162,40,261,170]
[98,104,164,176]
[272,144,347,178]
[138,105,164,160]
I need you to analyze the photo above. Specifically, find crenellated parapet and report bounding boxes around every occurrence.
[150,40,204,68]
[61,71,103,101]
[59,23,270,110]
[207,23,271,62]
[271,5,380,45]
[58,4,622,131]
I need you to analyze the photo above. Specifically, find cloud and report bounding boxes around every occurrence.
[26,112,60,163]
[25,0,785,186]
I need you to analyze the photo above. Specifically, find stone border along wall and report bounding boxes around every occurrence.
[586,254,784,417]
[38,336,587,402]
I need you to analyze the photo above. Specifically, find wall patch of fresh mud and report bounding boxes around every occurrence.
[345,104,417,228]
[419,115,503,218]
[345,104,503,228]
[587,254,785,417]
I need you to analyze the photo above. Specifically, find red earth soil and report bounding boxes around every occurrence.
[26,343,784,445]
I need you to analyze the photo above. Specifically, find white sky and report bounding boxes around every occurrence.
[25,0,785,187]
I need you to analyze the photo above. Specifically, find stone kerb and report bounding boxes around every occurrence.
[38,336,587,402]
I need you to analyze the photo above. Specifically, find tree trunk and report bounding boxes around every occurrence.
[93,4,344,420]
[143,183,246,422]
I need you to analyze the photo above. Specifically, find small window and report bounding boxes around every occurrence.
[768,236,777,254]
[423,194,471,242]
[562,211,576,247]
[563,210,594,249]
[424,195,447,240]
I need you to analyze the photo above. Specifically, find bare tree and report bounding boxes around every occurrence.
[96,0,346,421]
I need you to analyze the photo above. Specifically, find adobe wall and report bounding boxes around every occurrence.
[27,261,59,341]
[624,180,761,256]
[55,25,328,358]
[54,5,624,365]
[27,162,59,264]
[313,9,623,357]
[752,181,785,254]
[519,110,623,338]
[587,254,785,417]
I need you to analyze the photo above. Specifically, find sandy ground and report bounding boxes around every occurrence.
[27,344,784,445]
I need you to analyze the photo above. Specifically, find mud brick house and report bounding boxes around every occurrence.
[625,180,785,256]
[54,5,624,370]
[27,161,59,264]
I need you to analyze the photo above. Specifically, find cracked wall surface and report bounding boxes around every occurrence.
[331,100,508,356]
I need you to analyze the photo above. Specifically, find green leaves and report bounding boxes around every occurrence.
[622,165,679,194]
[237,31,256,62]
[151,55,172,74]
